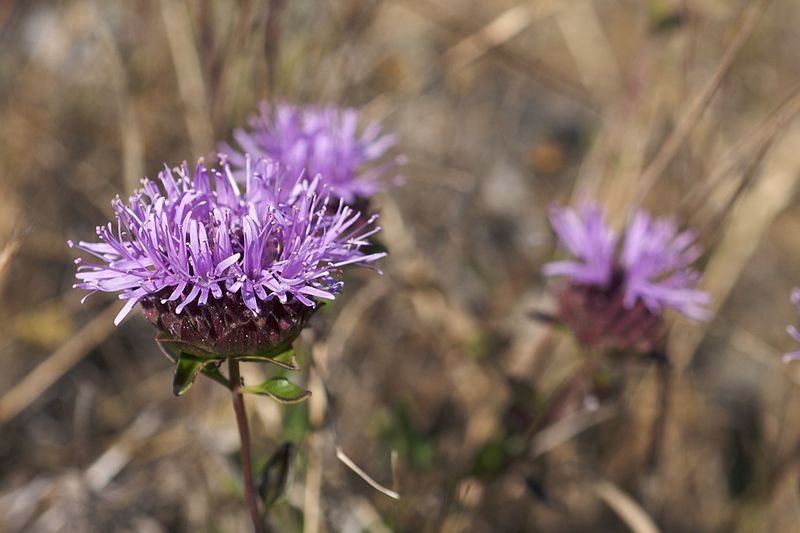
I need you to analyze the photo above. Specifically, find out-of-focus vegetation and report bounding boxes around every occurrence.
[3,0,800,531]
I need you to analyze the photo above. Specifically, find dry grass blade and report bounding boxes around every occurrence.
[444,1,568,70]
[590,479,661,533]
[636,0,773,204]
[709,318,800,387]
[303,363,326,533]
[395,0,595,108]
[93,6,145,192]
[324,278,389,363]
[571,41,659,217]
[390,449,399,495]
[0,238,20,289]
[302,430,323,533]
[529,405,616,459]
[555,0,621,99]
[379,197,479,343]
[682,86,800,219]
[264,0,284,95]
[335,445,400,500]
[0,303,120,426]
[159,0,215,156]
[84,409,162,491]
[670,119,800,373]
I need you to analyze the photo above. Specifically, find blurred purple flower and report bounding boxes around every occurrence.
[621,211,710,321]
[544,201,710,322]
[542,203,616,286]
[221,102,399,204]
[70,157,386,332]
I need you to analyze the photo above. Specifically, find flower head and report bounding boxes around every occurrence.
[543,201,710,353]
[221,102,398,204]
[70,157,385,357]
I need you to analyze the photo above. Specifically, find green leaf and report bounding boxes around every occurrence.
[271,349,299,370]
[237,349,299,370]
[172,353,222,396]
[241,377,311,404]
[173,355,204,396]
[257,442,294,508]
[200,363,230,388]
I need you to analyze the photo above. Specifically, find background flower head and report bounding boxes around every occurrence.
[221,102,399,204]
[544,201,710,321]
[543,201,710,353]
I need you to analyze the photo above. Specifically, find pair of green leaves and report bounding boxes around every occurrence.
[159,336,310,402]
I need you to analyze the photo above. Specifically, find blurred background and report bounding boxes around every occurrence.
[3,0,800,531]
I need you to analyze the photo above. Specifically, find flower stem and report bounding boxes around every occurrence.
[229,358,268,533]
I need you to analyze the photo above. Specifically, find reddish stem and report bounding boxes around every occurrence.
[229,358,268,533]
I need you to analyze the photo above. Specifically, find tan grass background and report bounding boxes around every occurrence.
[3,0,800,531]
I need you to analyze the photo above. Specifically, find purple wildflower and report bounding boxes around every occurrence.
[543,202,710,353]
[221,102,399,205]
[70,157,385,357]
